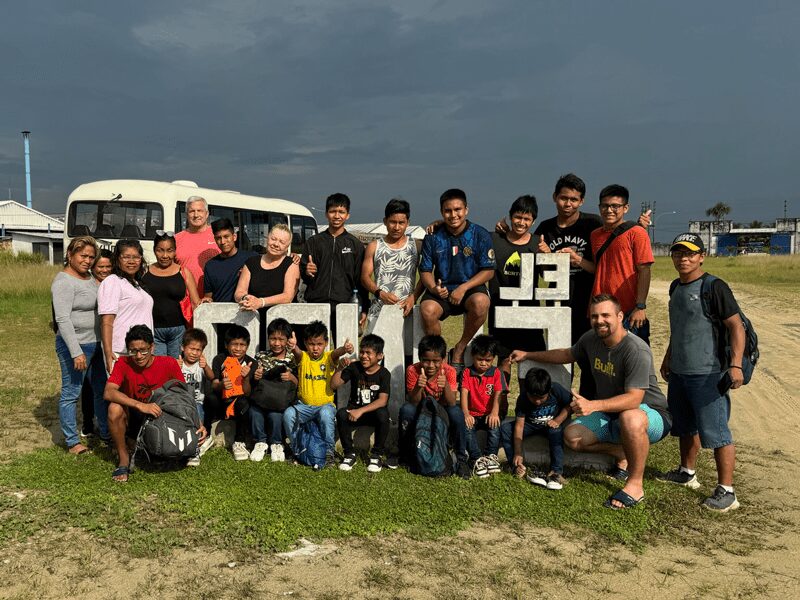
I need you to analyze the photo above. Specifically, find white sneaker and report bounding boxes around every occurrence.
[270,443,285,462]
[366,455,383,473]
[198,434,214,457]
[186,453,201,467]
[250,442,268,462]
[485,454,501,474]
[232,441,249,461]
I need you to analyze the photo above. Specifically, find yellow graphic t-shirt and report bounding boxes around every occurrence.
[298,350,335,406]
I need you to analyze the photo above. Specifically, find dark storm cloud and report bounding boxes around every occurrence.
[1,1,799,236]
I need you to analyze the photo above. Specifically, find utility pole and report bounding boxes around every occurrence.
[21,131,32,209]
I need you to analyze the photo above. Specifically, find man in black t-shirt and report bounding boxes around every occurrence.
[331,334,391,472]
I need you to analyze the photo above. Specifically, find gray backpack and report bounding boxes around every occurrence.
[133,379,202,467]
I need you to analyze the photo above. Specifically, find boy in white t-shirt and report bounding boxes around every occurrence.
[179,328,215,466]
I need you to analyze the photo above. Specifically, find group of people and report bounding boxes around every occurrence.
[51,175,746,512]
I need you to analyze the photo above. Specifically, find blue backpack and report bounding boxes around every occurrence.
[412,397,453,477]
[292,419,328,469]
[669,274,759,384]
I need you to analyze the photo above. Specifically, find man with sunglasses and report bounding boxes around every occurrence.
[658,233,744,512]
[590,184,654,345]
[105,325,206,482]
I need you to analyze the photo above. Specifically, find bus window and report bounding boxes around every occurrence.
[303,217,318,244]
[241,210,270,253]
[68,201,163,240]
[291,220,304,254]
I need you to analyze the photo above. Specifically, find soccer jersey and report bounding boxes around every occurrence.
[460,366,507,416]
[108,356,185,403]
[419,221,496,290]
[298,350,336,406]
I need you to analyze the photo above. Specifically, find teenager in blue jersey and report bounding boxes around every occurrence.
[419,189,496,370]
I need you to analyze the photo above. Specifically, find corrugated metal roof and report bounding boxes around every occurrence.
[0,201,64,231]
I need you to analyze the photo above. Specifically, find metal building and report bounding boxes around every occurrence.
[689,218,799,255]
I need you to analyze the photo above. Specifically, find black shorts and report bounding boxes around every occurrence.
[420,285,489,320]
[125,407,148,439]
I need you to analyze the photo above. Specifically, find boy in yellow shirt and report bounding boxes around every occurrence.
[284,320,354,468]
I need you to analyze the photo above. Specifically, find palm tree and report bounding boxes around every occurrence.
[705,202,731,221]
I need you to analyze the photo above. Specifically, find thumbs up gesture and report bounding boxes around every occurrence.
[434,278,449,299]
[537,234,550,253]
[343,337,355,355]
[436,368,447,389]
[306,255,317,277]
[287,330,297,352]
[240,360,253,379]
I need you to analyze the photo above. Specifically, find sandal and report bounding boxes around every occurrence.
[604,489,644,510]
[68,443,90,456]
[111,465,130,483]
[447,349,466,377]
[606,465,629,482]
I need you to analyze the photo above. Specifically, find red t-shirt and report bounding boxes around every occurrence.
[108,356,185,403]
[405,362,458,399]
[175,227,220,296]
[460,366,507,416]
[590,224,654,314]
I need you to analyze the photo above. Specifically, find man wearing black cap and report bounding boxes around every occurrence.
[658,233,745,512]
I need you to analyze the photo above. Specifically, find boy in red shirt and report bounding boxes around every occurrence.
[460,335,507,478]
[105,325,206,482]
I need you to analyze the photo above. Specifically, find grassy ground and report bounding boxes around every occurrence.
[0,252,793,561]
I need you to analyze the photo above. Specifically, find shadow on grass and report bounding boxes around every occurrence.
[32,394,63,448]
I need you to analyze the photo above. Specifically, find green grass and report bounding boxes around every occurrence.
[0,251,789,558]
[651,254,800,288]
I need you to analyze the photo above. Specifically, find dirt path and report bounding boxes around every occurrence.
[2,281,799,599]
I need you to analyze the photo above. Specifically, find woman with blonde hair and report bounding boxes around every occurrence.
[52,236,109,454]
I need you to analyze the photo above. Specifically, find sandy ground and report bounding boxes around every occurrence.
[1,281,799,599]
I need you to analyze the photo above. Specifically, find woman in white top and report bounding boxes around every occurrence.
[98,239,154,373]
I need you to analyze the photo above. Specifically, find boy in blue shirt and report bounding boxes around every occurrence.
[419,188,496,370]
[500,368,571,490]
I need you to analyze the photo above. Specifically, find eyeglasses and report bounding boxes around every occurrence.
[156,230,175,237]
[128,348,151,356]
[120,255,142,262]
[671,250,701,259]
[599,203,626,212]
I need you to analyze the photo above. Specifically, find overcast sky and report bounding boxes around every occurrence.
[1,1,798,240]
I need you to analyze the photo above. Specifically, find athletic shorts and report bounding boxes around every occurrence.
[570,403,668,444]
[667,372,733,449]
[419,285,489,320]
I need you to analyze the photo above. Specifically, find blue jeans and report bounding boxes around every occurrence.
[283,403,336,452]
[398,401,468,461]
[500,419,565,474]
[154,325,185,358]
[251,405,285,445]
[465,415,500,460]
[667,372,733,449]
[55,336,109,447]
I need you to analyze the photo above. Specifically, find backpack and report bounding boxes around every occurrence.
[292,419,328,469]
[410,396,452,477]
[132,379,202,467]
[669,274,759,384]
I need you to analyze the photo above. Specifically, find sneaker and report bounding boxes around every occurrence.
[703,485,740,512]
[485,454,501,474]
[339,453,357,471]
[80,429,95,439]
[657,467,701,490]
[270,443,285,462]
[546,472,566,490]
[198,434,214,457]
[250,442,268,462]
[472,457,490,479]
[455,459,472,480]
[385,455,399,470]
[525,468,548,487]
[232,442,249,461]
[186,452,201,467]
[366,455,382,473]
[324,451,337,470]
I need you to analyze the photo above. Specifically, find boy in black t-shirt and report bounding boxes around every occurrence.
[331,334,391,473]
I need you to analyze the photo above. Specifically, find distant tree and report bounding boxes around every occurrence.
[748,220,764,228]
[705,202,731,221]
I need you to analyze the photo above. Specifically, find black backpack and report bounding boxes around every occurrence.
[132,379,202,468]
[669,274,759,384]
[406,396,452,477]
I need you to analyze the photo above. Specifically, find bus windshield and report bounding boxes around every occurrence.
[68,201,164,240]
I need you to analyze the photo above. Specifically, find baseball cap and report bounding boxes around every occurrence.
[670,233,705,253]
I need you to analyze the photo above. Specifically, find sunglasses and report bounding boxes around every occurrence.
[156,230,175,237]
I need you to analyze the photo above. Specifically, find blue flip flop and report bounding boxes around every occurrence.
[604,489,644,510]
[607,465,629,482]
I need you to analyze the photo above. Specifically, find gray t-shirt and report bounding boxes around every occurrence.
[571,330,671,427]
[51,271,100,358]
[669,274,739,375]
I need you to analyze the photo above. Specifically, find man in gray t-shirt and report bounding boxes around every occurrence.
[510,293,671,509]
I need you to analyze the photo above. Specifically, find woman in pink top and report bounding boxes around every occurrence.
[98,240,154,373]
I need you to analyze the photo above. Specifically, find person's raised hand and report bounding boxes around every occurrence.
[254,364,264,380]
[436,368,447,389]
[306,255,317,277]
[199,354,207,369]
[509,350,528,364]
[287,331,297,352]
[638,209,652,228]
[416,368,428,389]
[240,361,253,379]
[434,279,449,300]
[537,235,550,253]
[495,217,510,235]
[344,338,355,355]
[222,370,233,390]
[425,219,444,235]
[569,392,593,417]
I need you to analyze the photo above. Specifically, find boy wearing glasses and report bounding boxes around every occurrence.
[590,184,654,345]
[105,325,205,482]
[658,234,745,512]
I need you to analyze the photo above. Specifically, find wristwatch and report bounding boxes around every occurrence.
[635,302,647,310]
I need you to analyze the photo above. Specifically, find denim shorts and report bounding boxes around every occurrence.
[667,372,733,449]
[571,403,667,444]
